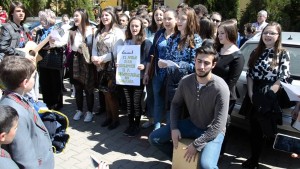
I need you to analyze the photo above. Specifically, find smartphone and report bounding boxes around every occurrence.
[273,133,300,154]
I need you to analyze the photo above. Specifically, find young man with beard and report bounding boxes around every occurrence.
[149,45,230,168]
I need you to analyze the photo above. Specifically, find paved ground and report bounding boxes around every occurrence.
[53,82,300,169]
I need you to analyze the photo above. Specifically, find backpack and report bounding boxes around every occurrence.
[38,109,70,153]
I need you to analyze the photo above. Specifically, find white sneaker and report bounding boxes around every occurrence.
[71,90,75,98]
[73,110,83,120]
[84,111,93,122]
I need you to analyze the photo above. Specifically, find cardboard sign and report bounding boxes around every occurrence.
[116,45,141,86]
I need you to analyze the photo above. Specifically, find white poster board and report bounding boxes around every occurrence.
[116,45,141,86]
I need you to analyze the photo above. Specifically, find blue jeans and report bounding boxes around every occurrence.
[149,119,224,169]
[152,74,166,126]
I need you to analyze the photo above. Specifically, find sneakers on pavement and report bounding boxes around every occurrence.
[73,110,83,120]
[84,111,93,122]
[71,90,75,98]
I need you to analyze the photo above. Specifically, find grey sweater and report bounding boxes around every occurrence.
[170,73,230,151]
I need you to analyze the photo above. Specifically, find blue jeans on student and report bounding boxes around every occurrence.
[149,119,224,169]
[152,74,166,129]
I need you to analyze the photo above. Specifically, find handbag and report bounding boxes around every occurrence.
[73,53,87,84]
[79,28,94,64]
[98,52,117,93]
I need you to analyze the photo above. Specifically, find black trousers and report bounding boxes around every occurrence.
[39,67,63,108]
[74,81,94,112]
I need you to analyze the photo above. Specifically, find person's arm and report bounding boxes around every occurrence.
[247,76,254,102]
[0,25,26,58]
[170,79,186,148]
[271,50,291,93]
[227,52,245,92]
[192,84,230,151]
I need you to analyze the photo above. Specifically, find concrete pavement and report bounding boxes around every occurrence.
[52,82,300,169]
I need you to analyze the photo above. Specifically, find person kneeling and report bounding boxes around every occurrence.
[148,46,230,168]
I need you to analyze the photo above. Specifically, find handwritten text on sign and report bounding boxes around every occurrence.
[116,45,140,86]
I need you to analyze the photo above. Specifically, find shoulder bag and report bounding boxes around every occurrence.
[98,52,117,93]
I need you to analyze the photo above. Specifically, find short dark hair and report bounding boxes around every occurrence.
[244,23,256,34]
[9,1,26,24]
[0,56,36,90]
[0,105,19,134]
[196,45,218,63]
[115,6,123,12]
[193,4,208,16]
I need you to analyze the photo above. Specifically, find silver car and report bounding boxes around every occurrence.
[231,32,300,137]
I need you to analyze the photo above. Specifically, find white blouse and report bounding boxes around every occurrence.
[71,26,94,52]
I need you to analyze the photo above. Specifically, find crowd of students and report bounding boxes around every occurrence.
[0,1,298,169]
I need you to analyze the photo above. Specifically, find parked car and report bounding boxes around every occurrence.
[231,32,300,137]
[24,17,97,32]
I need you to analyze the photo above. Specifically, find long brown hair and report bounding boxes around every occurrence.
[69,8,90,45]
[125,16,146,45]
[248,22,283,69]
[177,7,200,50]
[97,6,118,35]
[214,20,238,52]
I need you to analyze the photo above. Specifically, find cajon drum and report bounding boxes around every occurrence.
[172,138,199,169]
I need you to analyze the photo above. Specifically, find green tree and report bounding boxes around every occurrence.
[239,0,291,31]
[187,0,239,21]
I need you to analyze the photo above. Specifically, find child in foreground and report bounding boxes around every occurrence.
[0,105,19,169]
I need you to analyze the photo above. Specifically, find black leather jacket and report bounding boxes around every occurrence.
[0,20,29,60]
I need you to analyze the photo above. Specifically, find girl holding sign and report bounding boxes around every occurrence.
[122,16,152,137]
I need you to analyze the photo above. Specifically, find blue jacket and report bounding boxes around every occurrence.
[0,93,54,169]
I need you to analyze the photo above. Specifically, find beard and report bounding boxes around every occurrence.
[196,70,211,78]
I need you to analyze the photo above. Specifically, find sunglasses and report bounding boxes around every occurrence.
[212,19,221,23]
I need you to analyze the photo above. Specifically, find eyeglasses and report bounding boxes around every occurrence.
[211,19,221,23]
[262,32,279,36]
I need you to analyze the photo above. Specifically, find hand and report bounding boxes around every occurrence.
[158,59,168,68]
[143,74,149,85]
[171,129,181,149]
[291,153,300,158]
[184,144,197,163]
[49,36,56,44]
[248,92,253,103]
[98,161,109,169]
[25,55,35,63]
[137,64,145,70]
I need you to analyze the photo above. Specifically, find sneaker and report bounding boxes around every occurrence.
[153,122,161,131]
[84,111,93,122]
[71,90,75,98]
[73,110,83,120]
[141,121,154,129]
